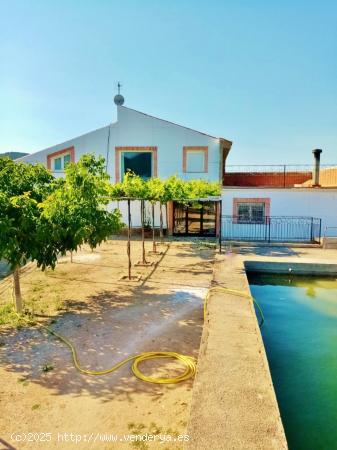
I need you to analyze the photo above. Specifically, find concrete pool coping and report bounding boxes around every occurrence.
[185,247,337,450]
[185,254,288,450]
[244,260,337,275]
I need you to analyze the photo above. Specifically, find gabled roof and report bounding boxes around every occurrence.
[16,105,232,161]
[120,106,232,144]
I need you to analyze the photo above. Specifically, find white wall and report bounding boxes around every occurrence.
[20,106,221,184]
[221,188,337,238]
[111,107,220,182]
[19,106,221,227]
[109,200,166,228]
[20,125,111,175]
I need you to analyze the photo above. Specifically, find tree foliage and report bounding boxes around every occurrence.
[42,154,123,254]
[0,158,54,270]
[186,179,221,199]
[108,172,221,203]
[0,155,123,311]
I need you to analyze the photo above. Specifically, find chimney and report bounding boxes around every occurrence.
[312,149,322,187]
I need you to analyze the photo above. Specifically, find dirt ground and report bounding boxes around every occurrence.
[0,240,215,450]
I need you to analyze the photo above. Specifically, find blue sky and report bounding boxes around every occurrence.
[1,0,336,164]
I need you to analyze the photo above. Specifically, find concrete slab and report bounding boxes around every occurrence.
[185,255,287,450]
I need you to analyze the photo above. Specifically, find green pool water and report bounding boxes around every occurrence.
[248,273,337,450]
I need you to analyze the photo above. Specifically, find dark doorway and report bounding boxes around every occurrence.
[173,201,217,236]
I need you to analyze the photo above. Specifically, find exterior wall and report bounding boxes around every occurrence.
[112,107,220,182]
[109,200,166,229]
[20,125,112,179]
[223,171,312,187]
[20,106,221,184]
[318,167,337,187]
[19,106,222,227]
[222,187,337,235]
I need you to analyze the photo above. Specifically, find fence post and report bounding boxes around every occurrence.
[310,217,314,242]
[219,200,222,254]
[268,217,271,243]
[319,219,322,244]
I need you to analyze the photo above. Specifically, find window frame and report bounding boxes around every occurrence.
[183,146,208,173]
[47,146,75,172]
[115,147,158,182]
[121,151,153,180]
[233,198,271,224]
[236,202,265,223]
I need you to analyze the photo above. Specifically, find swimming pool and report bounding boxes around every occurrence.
[248,272,337,450]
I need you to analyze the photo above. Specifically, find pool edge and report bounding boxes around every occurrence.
[185,254,288,450]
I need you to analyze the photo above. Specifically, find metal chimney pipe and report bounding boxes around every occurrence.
[312,149,322,186]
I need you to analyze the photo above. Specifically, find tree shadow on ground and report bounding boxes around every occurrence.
[233,246,301,257]
[0,284,204,403]
[0,437,17,449]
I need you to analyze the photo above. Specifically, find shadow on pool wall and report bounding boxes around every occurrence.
[247,268,337,450]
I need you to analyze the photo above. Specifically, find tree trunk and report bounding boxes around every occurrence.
[141,199,147,264]
[152,202,157,253]
[166,203,169,237]
[159,203,163,243]
[127,199,132,279]
[13,266,23,313]
[70,251,73,263]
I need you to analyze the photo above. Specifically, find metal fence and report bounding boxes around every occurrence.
[221,215,322,243]
[223,164,337,188]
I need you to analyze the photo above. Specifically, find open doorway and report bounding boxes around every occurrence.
[173,201,217,236]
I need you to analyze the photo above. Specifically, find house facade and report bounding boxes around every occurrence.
[20,103,232,237]
[20,101,337,242]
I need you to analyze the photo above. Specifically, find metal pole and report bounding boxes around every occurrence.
[312,149,323,186]
[127,199,131,279]
[185,204,189,235]
[141,199,147,264]
[219,200,222,254]
[152,202,157,253]
[319,219,322,244]
[159,203,163,243]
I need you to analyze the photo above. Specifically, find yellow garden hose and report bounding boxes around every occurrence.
[43,325,196,384]
[37,286,263,384]
[205,286,265,327]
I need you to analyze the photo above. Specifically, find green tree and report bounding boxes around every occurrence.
[42,154,123,261]
[0,158,54,312]
[0,155,123,313]
[119,172,149,275]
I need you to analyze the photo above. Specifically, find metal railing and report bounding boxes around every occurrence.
[223,164,337,188]
[221,215,322,243]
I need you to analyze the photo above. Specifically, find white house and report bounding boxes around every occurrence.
[20,97,337,242]
[19,98,232,236]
